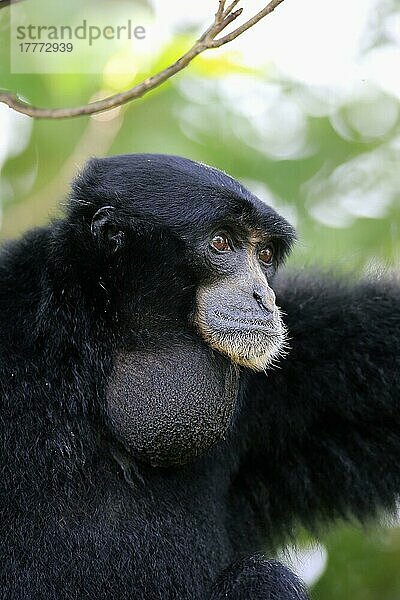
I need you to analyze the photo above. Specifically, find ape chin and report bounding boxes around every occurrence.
[195,309,288,371]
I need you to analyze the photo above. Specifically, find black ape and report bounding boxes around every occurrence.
[1,154,399,599]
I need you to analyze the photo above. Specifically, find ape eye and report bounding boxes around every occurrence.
[258,245,274,266]
[211,234,231,253]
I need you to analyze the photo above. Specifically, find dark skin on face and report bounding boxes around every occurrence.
[195,223,288,371]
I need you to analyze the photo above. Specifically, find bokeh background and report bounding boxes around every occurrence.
[1,0,400,596]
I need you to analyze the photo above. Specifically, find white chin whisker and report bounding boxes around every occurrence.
[199,323,289,372]
[195,303,290,372]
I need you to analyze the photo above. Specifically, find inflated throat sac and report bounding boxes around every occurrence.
[106,340,239,467]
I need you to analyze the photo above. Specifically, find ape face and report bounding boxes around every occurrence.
[194,227,288,371]
[72,154,295,466]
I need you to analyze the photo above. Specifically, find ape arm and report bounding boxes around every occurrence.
[235,273,400,535]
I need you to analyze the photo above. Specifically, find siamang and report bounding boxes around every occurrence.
[1,154,400,600]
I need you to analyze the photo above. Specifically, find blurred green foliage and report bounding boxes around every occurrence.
[312,523,400,600]
[1,1,400,597]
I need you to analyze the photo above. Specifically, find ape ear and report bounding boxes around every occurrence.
[91,206,124,253]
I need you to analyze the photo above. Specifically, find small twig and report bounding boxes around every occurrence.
[0,0,286,119]
[223,1,241,19]
[216,0,226,22]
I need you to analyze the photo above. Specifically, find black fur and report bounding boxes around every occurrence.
[210,556,308,599]
[1,154,399,599]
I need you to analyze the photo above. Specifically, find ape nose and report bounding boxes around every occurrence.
[253,290,275,317]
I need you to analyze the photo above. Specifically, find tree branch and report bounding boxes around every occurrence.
[0,0,24,8]
[0,0,286,119]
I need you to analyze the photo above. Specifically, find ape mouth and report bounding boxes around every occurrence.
[196,309,288,371]
[213,309,280,331]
